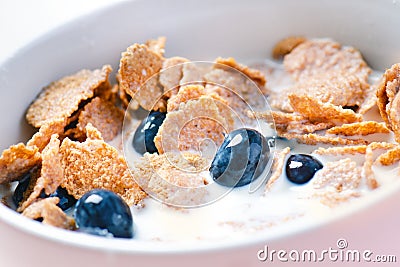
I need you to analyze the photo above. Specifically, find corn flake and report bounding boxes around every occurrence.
[26,65,112,128]
[265,147,290,193]
[283,39,371,82]
[272,36,307,59]
[313,158,362,192]
[280,132,368,146]
[118,42,164,110]
[376,146,400,166]
[313,142,396,156]
[326,121,389,136]
[288,94,363,124]
[18,135,63,211]
[60,124,146,206]
[160,57,189,97]
[362,146,378,189]
[155,97,232,154]
[27,118,66,151]
[22,197,75,230]
[0,143,41,184]
[133,152,208,206]
[77,97,124,141]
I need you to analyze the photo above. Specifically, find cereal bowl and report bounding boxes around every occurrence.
[1,0,400,266]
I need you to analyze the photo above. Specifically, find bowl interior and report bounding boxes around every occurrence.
[1,0,400,253]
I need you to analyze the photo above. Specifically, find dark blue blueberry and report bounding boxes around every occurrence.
[132,111,166,154]
[74,189,134,238]
[285,154,323,184]
[210,128,270,187]
[49,187,77,211]
[12,172,31,206]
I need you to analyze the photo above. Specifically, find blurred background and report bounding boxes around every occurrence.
[0,0,123,63]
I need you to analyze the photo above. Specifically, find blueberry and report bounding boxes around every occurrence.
[285,154,323,184]
[74,189,134,238]
[49,187,77,211]
[12,172,31,206]
[210,128,270,187]
[132,111,166,154]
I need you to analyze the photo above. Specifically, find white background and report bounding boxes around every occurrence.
[0,0,123,64]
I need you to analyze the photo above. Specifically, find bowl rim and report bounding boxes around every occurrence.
[1,0,400,255]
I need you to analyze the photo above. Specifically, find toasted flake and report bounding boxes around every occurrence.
[167,84,208,112]
[313,142,396,155]
[77,97,124,141]
[272,36,307,59]
[265,147,290,193]
[280,132,369,146]
[22,197,75,230]
[215,57,266,87]
[362,146,378,189]
[118,43,164,110]
[160,57,189,97]
[154,97,232,154]
[270,73,369,112]
[180,63,212,85]
[145,36,166,56]
[18,135,64,211]
[27,118,67,151]
[285,121,334,134]
[376,146,400,166]
[358,82,378,114]
[60,125,146,206]
[133,152,208,206]
[97,83,119,105]
[283,39,371,82]
[376,63,400,132]
[288,94,363,124]
[0,143,41,184]
[204,67,268,112]
[248,110,305,124]
[26,65,112,128]
[313,158,362,192]
[326,121,389,136]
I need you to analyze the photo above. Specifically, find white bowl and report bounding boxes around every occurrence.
[1,0,400,266]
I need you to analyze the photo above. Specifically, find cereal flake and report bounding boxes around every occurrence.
[22,197,75,230]
[60,124,146,206]
[26,65,112,128]
[77,97,124,141]
[326,121,389,136]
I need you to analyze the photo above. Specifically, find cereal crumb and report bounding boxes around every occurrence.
[272,36,307,59]
[22,197,75,230]
[265,147,290,193]
[362,146,378,189]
